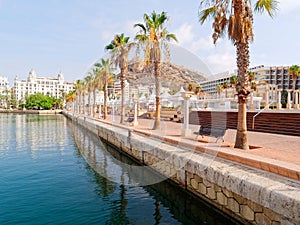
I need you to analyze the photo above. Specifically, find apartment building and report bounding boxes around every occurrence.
[198,71,231,96]
[0,76,9,96]
[13,69,74,100]
[199,65,299,96]
[249,65,300,91]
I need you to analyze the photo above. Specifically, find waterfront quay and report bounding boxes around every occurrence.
[63,111,300,225]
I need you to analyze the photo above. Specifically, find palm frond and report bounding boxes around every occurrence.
[254,0,278,18]
[199,6,217,24]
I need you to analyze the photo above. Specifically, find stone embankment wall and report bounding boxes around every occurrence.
[64,111,300,225]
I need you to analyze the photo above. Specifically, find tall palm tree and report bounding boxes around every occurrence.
[84,73,94,116]
[75,79,84,114]
[134,11,178,130]
[199,0,277,150]
[91,66,103,118]
[94,58,115,120]
[289,64,300,105]
[105,33,133,124]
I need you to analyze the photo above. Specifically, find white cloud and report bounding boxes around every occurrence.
[277,0,300,13]
[191,36,215,51]
[173,23,195,45]
[204,41,236,74]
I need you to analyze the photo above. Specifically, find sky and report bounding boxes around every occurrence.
[1,0,300,84]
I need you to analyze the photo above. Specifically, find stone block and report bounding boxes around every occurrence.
[199,183,207,195]
[222,187,233,198]
[255,213,272,225]
[191,178,198,190]
[227,198,240,213]
[248,200,263,213]
[194,174,202,183]
[203,179,213,188]
[240,205,255,221]
[217,192,228,206]
[207,187,216,200]
[264,208,281,222]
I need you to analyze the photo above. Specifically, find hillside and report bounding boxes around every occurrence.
[126,60,208,90]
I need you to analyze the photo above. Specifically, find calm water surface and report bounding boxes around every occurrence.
[0,114,240,225]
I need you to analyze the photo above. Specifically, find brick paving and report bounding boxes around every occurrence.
[94,114,300,181]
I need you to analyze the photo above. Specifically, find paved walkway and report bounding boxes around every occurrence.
[93,114,300,181]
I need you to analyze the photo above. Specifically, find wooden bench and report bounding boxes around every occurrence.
[194,125,227,142]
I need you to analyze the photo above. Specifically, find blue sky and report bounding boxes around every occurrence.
[1,0,299,84]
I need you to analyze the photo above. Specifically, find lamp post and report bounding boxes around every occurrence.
[181,91,193,137]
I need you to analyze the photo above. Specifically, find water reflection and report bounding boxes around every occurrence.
[0,114,67,158]
[72,121,241,225]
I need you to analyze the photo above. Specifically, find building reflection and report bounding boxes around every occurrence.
[1,114,68,159]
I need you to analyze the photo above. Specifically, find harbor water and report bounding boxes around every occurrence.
[0,114,240,225]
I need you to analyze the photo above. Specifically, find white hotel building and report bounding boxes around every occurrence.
[13,69,74,101]
[0,76,10,96]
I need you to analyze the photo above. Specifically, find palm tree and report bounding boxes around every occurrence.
[65,90,75,111]
[105,33,133,124]
[134,11,178,130]
[195,85,202,95]
[248,71,255,82]
[199,0,277,150]
[216,84,224,98]
[84,73,94,116]
[94,58,115,120]
[230,74,238,98]
[289,65,300,105]
[74,79,84,114]
[223,81,229,98]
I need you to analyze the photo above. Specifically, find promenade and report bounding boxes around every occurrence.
[96,114,300,181]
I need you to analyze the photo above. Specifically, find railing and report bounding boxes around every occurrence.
[252,101,275,129]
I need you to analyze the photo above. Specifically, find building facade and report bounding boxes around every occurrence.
[0,76,10,107]
[198,71,231,96]
[13,69,74,101]
[199,65,300,96]
[249,65,300,91]
[0,76,9,96]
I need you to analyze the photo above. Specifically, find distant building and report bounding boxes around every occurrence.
[0,76,9,96]
[198,71,231,96]
[249,65,300,91]
[0,76,10,107]
[199,65,300,96]
[13,69,75,101]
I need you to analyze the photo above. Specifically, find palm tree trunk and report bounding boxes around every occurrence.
[83,94,86,115]
[93,89,96,118]
[153,61,161,130]
[104,81,108,120]
[234,41,250,150]
[120,68,125,124]
[88,92,91,116]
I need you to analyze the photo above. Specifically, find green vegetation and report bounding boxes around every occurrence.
[25,93,62,110]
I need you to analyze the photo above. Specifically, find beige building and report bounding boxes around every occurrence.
[13,69,74,101]
[249,65,300,91]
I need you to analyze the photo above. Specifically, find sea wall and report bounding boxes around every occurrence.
[64,111,300,225]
